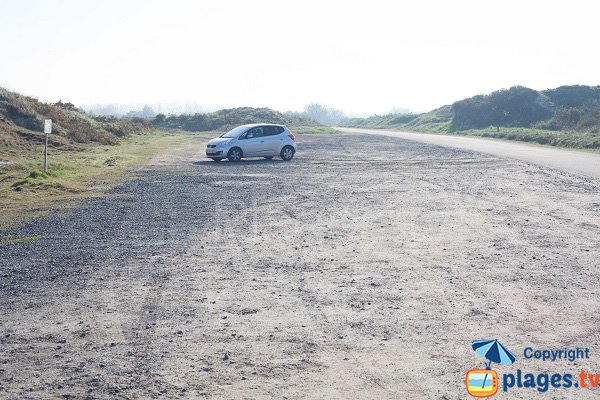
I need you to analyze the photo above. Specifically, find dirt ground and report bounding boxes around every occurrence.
[337,127,600,179]
[1,133,599,399]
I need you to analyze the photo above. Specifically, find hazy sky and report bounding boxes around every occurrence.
[1,0,598,115]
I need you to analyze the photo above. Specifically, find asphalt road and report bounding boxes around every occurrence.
[1,133,599,399]
[336,127,600,179]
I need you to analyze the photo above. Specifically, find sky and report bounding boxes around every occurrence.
[0,0,599,115]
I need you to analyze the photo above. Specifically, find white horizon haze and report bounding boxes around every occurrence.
[1,0,599,116]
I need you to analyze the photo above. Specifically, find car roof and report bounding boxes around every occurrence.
[239,123,286,128]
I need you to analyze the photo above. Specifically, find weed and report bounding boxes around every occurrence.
[28,170,48,179]
[0,235,42,246]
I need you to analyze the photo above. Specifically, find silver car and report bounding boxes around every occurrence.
[205,124,297,162]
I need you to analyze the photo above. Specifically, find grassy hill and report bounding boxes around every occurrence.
[341,85,600,149]
[152,107,319,132]
[0,87,149,148]
[343,113,419,129]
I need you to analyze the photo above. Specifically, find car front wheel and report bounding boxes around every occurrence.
[227,147,242,162]
[280,146,294,161]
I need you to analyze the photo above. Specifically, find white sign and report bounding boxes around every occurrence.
[44,119,52,134]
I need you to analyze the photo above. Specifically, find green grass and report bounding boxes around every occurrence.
[404,121,452,134]
[0,130,208,231]
[290,126,338,134]
[0,235,42,247]
[448,127,600,149]
[377,125,600,150]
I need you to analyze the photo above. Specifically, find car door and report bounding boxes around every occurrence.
[240,126,267,156]
[261,126,284,155]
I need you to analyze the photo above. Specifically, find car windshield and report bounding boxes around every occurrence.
[221,126,249,138]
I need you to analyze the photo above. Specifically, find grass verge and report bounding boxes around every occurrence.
[0,235,42,247]
[446,127,600,149]
[344,124,600,151]
[290,126,338,135]
[0,130,207,232]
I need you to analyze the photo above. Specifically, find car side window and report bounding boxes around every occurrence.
[245,127,263,139]
[262,126,283,136]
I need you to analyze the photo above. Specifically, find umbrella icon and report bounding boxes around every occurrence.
[471,339,516,389]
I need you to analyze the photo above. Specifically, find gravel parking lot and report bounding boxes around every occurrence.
[1,133,599,399]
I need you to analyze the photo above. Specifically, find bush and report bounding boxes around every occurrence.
[153,107,317,132]
[28,171,48,179]
[451,86,553,131]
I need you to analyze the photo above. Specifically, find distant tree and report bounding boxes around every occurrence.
[303,103,346,125]
[86,103,124,116]
[303,103,328,123]
[576,106,600,133]
[153,113,166,124]
[141,105,155,118]
[553,107,584,129]
[125,105,156,119]
[54,100,77,111]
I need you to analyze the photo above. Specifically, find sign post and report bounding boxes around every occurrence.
[44,119,52,173]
